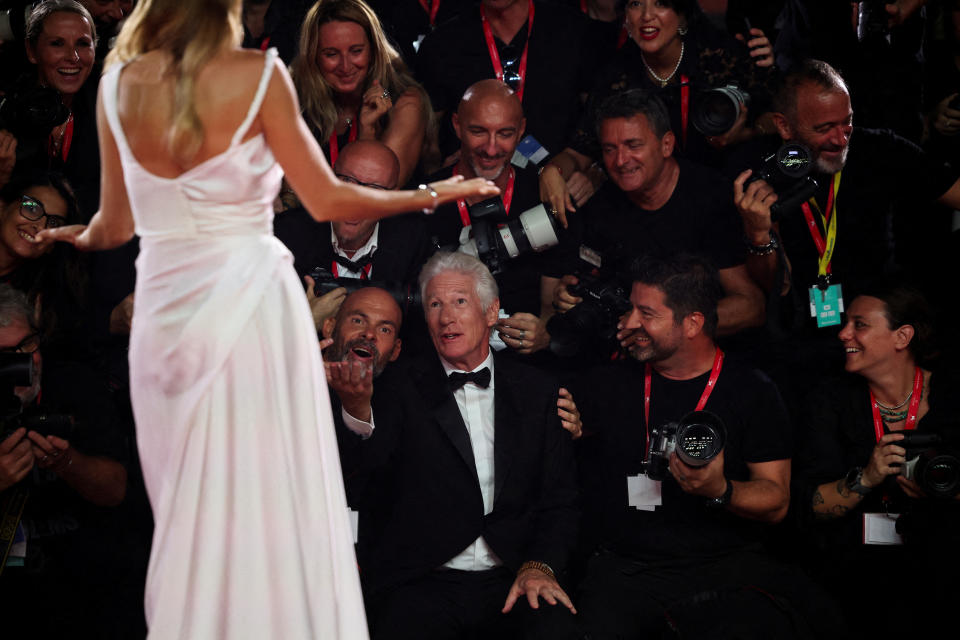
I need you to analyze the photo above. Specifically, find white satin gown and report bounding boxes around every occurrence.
[101,50,368,639]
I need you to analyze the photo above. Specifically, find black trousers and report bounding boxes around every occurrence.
[367,567,580,640]
[575,548,846,640]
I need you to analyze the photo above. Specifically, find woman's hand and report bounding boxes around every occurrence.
[35,224,89,250]
[359,80,394,138]
[429,175,500,206]
[0,129,17,188]
[862,432,906,489]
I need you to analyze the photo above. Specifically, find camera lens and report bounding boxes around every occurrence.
[674,411,725,467]
[774,143,812,179]
[921,455,960,497]
[692,86,748,137]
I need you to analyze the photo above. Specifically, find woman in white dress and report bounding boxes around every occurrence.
[37,0,497,638]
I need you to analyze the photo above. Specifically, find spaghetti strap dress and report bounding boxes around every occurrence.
[100,49,368,639]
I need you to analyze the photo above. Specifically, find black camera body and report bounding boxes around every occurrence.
[747,142,820,221]
[644,411,726,482]
[900,431,960,499]
[692,85,750,137]
[459,196,561,275]
[546,251,631,358]
[0,0,32,42]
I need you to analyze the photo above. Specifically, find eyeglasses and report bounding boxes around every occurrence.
[19,195,67,229]
[0,332,40,354]
[336,173,391,191]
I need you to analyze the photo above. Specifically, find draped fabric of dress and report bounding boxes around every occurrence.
[101,50,368,639]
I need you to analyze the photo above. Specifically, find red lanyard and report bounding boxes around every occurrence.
[328,118,358,166]
[331,259,372,280]
[870,367,923,442]
[454,166,515,227]
[800,172,841,274]
[259,37,271,51]
[643,348,724,458]
[679,74,689,149]
[480,0,534,102]
[418,0,441,26]
[48,113,74,163]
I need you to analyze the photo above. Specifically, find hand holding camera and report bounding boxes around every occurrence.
[669,448,727,499]
[0,427,32,491]
[932,93,960,138]
[861,431,907,489]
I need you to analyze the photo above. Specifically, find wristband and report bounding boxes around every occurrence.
[517,560,555,581]
[844,466,872,496]
[744,232,778,256]
[417,183,439,215]
[706,478,734,508]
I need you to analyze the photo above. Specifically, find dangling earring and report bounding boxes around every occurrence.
[678,24,688,37]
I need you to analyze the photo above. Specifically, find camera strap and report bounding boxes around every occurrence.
[418,0,441,27]
[328,118,358,167]
[454,166,515,227]
[643,347,724,460]
[800,171,841,278]
[870,366,923,442]
[481,0,534,102]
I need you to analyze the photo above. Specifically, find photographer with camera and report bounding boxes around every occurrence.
[274,139,433,332]
[0,283,129,634]
[426,79,563,356]
[570,255,839,638]
[732,60,960,396]
[543,89,763,359]
[795,281,960,636]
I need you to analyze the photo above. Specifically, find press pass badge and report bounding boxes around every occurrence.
[513,135,549,167]
[809,282,844,328]
[627,474,662,511]
[862,513,904,545]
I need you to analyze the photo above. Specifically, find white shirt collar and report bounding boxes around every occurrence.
[439,350,495,389]
[331,222,380,261]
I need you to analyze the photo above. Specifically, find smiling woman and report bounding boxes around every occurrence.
[0,170,87,357]
[290,0,435,185]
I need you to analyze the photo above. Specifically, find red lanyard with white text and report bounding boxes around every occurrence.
[870,367,923,442]
[480,0,534,102]
[454,166,515,227]
[419,0,441,26]
[800,171,841,278]
[328,118,358,167]
[643,348,724,459]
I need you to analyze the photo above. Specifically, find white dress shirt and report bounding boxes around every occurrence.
[440,351,501,571]
[330,222,380,279]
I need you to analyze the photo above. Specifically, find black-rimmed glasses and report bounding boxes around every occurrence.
[336,174,391,191]
[20,195,67,229]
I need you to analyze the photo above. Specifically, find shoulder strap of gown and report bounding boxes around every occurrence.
[100,62,135,160]
[230,47,279,148]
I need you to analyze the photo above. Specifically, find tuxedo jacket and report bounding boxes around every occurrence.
[273,207,433,286]
[334,351,579,595]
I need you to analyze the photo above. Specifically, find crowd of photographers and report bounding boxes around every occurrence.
[0,0,959,637]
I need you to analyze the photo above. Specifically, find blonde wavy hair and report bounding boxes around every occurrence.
[106,0,243,164]
[290,0,435,145]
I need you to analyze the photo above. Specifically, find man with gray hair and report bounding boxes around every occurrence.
[334,252,580,639]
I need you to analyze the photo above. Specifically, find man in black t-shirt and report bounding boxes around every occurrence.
[735,59,960,304]
[547,90,764,350]
[572,256,839,638]
[415,0,596,159]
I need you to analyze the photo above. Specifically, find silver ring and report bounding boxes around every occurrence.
[40,455,49,463]
[520,330,526,340]
[381,90,390,100]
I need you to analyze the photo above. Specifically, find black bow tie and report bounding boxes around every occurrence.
[447,367,491,391]
[333,253,374,276]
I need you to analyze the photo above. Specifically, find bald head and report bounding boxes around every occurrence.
[334,141,401,190]
[453,80,526,181]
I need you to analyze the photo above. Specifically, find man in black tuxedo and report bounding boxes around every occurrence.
[327,252,579,640]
